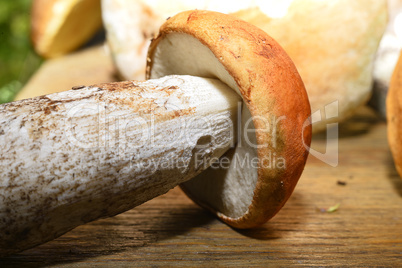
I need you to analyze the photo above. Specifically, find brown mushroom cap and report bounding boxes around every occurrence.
[31,0,102,58]
[147,10,312,228]
[387,51,402,179]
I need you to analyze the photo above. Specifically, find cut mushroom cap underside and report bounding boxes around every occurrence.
[147,10,312,228]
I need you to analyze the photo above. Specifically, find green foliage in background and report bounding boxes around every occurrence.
[0,0,42,103]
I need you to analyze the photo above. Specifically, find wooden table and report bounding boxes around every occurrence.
[2,48,402,267]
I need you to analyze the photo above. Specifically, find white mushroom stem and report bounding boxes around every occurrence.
[0,75,241,256]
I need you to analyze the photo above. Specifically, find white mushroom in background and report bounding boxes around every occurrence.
[371,0,402,118]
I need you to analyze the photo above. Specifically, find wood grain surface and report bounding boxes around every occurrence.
[0,106,400,267]
[1,51,401,266]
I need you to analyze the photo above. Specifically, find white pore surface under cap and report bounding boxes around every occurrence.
[150,33,259,218]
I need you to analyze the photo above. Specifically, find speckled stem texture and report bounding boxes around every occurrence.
[0,75,240,256]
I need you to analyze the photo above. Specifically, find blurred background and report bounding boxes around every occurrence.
[0,0,400,123]
[0,0,42,104]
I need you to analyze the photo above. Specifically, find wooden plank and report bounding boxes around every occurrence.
[0,107,400,267]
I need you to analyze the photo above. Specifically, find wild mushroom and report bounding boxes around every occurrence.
[31,0,103,58]
[0,10,311,256]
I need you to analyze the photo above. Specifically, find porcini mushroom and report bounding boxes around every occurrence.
[0,10,311,256]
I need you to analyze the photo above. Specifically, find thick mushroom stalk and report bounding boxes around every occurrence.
[0,75,240,256]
